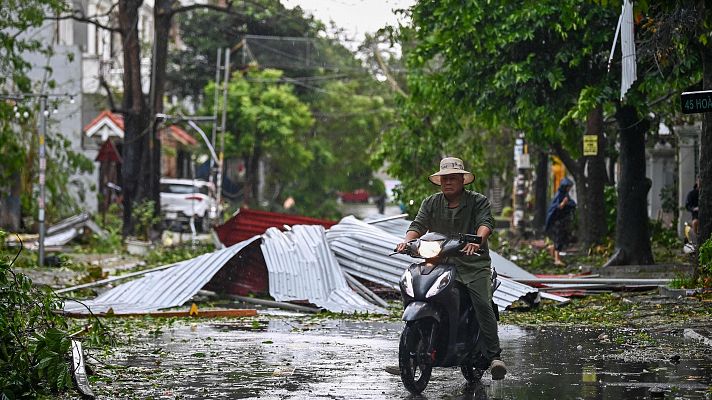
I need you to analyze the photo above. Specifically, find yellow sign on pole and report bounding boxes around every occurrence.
[583,135,598,156]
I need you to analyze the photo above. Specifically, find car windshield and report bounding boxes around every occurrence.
[160,183,208,195]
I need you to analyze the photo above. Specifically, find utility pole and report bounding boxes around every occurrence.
[512,135,531,237]
[218,47,231,210]
[38,95,47,267]
[210,48,222,189]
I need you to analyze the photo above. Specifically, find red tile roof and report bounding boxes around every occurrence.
[83,110,124,132]
[84,111,198,146]
[161,125,198,146]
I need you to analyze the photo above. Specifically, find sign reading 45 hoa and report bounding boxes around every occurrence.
[681,90,712,114]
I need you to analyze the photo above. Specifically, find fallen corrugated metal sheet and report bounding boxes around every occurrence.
[45,228,82,247]
[9,212,107,250]
[489,252,537,280]
[326,216,544,311]
[215,208,336,245]
[363,214,413,237]
[261,225,386,314]
[47,213,90,235]
[63,237,260,314]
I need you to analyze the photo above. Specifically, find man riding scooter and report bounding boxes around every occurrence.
[387,157,506,381]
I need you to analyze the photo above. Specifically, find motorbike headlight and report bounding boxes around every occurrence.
[425,270,452,298]
[418,240,442,258]
[400,269,414,297]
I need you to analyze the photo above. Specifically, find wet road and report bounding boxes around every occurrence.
[91,314,712,399]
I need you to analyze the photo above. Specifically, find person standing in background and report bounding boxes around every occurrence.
[545,178,577,266]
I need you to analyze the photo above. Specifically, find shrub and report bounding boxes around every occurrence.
[1,231,73,398]
[699,238,712,276]
[500,206,513,218]
[133,200,161,241]
[650,220,679,250]
[89,203,123,253]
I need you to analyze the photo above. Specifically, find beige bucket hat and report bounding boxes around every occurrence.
[429,157,475,185]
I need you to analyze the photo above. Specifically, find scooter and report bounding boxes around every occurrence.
[395,232,500,395]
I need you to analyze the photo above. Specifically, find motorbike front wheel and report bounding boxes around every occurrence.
[461,362,485,383]
[399,322,433,395]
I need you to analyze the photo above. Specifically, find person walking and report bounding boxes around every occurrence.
[388,156,506,380]
[544,177,576,266]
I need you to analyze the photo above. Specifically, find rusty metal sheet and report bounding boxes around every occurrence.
[215,208,336,245]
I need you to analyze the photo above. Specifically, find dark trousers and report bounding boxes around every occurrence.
[463,272,501,362]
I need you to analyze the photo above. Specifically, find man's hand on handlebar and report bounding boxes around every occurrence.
[461,243,481,256]
[395,242,409,253]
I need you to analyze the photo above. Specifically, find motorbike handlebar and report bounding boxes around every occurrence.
[390,235,485,258]
[459,234,482,244]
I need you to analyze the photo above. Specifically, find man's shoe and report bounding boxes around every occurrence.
[384,365,400,375]
[490,359,507,380]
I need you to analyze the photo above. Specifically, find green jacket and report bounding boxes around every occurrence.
[407,190,494,284]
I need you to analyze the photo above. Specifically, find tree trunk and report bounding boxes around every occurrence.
[582,106,608,246]
[604,105,654,267]
[699,32,712,245]
[245,144,262,205]
[145,0,174,232]
[532,148,549,233]
[120,0,151,237]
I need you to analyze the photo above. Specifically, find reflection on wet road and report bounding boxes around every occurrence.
[93,317,711,399]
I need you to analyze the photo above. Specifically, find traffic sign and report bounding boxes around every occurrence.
[681,90,712,114]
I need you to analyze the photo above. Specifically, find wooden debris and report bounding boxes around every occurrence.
[63,306,257,319]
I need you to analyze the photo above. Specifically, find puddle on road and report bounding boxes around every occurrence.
[91,320,711,399]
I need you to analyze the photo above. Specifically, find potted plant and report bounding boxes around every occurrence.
[125,200,160,255]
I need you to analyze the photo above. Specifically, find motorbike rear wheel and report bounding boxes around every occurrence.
[399,322,433,395]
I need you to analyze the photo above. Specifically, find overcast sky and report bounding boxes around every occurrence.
[282,0,414,45]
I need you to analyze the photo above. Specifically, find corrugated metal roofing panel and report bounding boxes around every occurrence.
[63,237,260,314]
[47,213,90,235]
[363,214,413,237]
[326,216,544,311]
[260,225,386,314]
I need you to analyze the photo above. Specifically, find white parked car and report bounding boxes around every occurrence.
[160,178,219,232]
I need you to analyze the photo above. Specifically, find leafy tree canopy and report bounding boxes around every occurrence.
[168,1,326,101]
[203,67,314,203]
